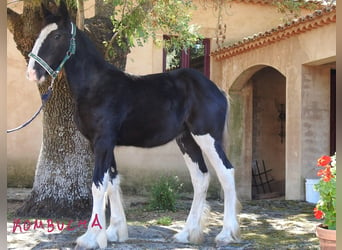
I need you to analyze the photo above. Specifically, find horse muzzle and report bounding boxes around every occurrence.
[26,68,46,83]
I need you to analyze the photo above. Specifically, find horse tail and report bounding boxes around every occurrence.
[221,90,230,153]
[221,90,242,216]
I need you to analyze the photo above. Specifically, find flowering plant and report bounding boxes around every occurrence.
[313,153,336,230]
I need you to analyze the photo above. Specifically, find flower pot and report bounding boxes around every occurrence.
[316,224,336,250]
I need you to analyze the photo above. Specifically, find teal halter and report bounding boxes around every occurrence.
[7,23,76,134]
[29,22,76,80]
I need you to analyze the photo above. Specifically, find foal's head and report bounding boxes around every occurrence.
[26,1,74,83]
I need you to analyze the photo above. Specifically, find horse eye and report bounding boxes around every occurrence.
[54,34,61,40]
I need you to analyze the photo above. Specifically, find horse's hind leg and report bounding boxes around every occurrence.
[191,133,240,246]
[106,175,128,242]
[175,131,210,244]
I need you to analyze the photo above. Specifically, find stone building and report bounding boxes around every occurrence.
[211,6,336,199]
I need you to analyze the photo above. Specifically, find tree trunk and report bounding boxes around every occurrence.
[8,1,128,218]
[17,75,94,218]
[84,16,129,70]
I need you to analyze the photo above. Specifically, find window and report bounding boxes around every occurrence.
[162,37,210,78]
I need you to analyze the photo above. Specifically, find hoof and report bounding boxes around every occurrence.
[106,224,128,242]
[188,229,204,244]
[174,228,204,244]
[106,226,118,242]
[215,231,240,247]
[173,231,189,243]
[74,245,87,250]
[76,229,107,249]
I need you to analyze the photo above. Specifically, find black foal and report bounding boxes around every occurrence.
[26,1,240,248]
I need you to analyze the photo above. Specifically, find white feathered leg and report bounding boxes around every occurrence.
[174,153,210,244]
[192,133,240,246]
[76,173,109,249]
[106,175,128,242]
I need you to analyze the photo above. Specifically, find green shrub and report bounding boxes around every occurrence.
[148,175,183,211]
[156,216,173,226]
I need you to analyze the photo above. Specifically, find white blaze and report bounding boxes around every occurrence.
[27,23,58,82]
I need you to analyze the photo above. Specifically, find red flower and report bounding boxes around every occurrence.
[323,168,333,182]
[317,169,325,177]
[314,207,324,219]
[317,166,333,182]
[317,155,331,167]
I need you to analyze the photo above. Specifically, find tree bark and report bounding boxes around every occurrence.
[17,75,94,218]
[8,1,128,218]
[84,16,129,70]
[7,2,42,61]
[85,1,129,70]
[76,0,85,30]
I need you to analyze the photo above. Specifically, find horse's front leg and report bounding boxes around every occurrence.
[76,139,115,249]
[106,175,128,242]
[76,179,108,249]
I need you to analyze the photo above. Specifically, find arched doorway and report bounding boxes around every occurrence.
[227,65,285,200]
[251,67,286,199]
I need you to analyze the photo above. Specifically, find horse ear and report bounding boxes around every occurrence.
[41,3,53,20]
[58,0,70,21]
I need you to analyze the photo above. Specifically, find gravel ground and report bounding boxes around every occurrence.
[7,188,320,249]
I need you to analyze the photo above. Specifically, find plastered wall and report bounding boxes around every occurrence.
[218,22,335,200]
[7,0,329,200]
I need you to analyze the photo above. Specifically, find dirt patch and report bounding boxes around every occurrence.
[7,189,320,249]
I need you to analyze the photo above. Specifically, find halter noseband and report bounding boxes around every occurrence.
[7,23,76,134]
[28,22,76,80]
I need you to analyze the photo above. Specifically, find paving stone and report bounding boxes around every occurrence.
[7,189,320,249]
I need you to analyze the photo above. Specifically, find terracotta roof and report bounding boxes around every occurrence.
[231,0,273,5]
[231,0,325,5]
[212,6,336,60]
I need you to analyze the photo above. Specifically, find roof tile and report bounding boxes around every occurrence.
[212,6,336,60]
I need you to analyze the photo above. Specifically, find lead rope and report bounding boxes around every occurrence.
[6,78,55,133]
